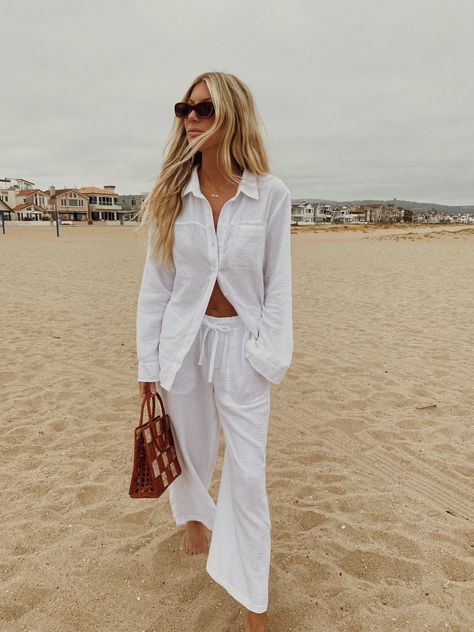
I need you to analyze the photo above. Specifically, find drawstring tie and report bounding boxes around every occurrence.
[198,321,231,382]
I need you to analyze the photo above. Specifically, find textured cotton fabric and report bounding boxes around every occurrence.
[158,313,272,613]
[136,164,293,392]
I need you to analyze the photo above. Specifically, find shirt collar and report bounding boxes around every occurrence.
[181,165,259,200]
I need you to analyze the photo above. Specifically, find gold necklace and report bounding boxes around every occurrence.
[200,170,242,199]
[201,179,221,198]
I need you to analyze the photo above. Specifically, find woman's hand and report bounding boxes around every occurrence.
[139,381,159,397]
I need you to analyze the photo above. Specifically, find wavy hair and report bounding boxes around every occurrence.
[133,71,270,270]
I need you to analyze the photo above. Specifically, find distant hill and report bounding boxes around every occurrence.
[293,198,474,215]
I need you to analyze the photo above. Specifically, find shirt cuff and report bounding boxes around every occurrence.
[137,359,160,382]
[244,338,289,384]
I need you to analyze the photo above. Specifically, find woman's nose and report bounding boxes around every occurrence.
[187,109,199,122]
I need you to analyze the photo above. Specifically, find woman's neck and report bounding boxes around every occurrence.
[198,152,242,188]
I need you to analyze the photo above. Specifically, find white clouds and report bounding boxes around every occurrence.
[1,0,472,204]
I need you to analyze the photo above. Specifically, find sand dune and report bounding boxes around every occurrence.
[1,223,473,631]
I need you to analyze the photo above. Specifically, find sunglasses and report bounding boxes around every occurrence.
[174,101,215,119]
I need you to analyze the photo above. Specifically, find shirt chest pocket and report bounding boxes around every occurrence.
[227,222,266,270]
[173,221,212,279]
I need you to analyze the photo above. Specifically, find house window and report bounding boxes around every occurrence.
[98,196,113,205]
[62,198,67,206]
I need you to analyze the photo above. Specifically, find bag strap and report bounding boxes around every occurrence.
[139,392,166,427]
[150,392,165,419]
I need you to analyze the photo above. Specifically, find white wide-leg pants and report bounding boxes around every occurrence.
[156,313,272,613]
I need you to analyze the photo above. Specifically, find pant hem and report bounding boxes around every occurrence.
[174,514,214,532]
[206,562,268,614]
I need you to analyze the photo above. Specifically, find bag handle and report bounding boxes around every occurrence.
[139,392,165,427]
[150,393,165,420]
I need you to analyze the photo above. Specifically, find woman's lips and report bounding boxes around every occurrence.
[187,130,202,135]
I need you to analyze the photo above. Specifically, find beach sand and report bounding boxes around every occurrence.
[1,223,473,631]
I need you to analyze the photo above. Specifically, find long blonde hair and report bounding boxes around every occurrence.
[133,71,270,270]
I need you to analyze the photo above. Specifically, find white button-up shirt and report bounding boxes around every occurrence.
[136,164,293,392]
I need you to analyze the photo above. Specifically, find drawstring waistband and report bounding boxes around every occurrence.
[198,320,232,382]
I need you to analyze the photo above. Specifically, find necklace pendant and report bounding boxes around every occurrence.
[210,193,219,198]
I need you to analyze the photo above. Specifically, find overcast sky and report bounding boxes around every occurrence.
[2,0,473,204]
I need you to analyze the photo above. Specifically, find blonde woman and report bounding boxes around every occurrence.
[135,71,293,632]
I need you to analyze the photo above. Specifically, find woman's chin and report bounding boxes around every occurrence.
[188,136,202,146]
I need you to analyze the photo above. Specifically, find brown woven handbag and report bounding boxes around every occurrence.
[129,392,182,498]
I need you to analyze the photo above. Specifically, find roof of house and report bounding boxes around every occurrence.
[17,188,50,197]
[49,189,89,200]
[78,187,118,195]
[13,202,45,211]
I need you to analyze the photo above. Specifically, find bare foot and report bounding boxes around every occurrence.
[244,609,268,631]
[183,520,209,555]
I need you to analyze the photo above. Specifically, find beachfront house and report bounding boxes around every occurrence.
[12,188,51,219]
[291,202,316,225]
[16,188,50,210]
[404,209,447,223]
[117,193,148,220]
[48,187,89,221]
[332,206,360,223]
[0,177,35,195]
[315,204,333,223]
[79,185,124,221]
[11,202,46,220]
[361,203,405,223]
[0,179,52,220]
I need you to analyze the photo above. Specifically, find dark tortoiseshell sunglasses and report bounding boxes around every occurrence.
[174,101,215,119]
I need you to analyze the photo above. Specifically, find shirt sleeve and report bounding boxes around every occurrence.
[244,186,294,384]
[136,225,175,382]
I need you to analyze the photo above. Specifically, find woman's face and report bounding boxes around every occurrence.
[184,80,223,151]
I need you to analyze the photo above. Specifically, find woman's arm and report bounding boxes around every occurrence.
[136,226,175,382]
[245,186,293,383]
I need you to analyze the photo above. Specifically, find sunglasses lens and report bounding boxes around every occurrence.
[195,102,215,117]
[174,102,190,118]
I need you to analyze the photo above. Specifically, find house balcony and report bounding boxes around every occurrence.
[88,203,124,221]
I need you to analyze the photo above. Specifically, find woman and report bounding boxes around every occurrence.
[135,71,293,632]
